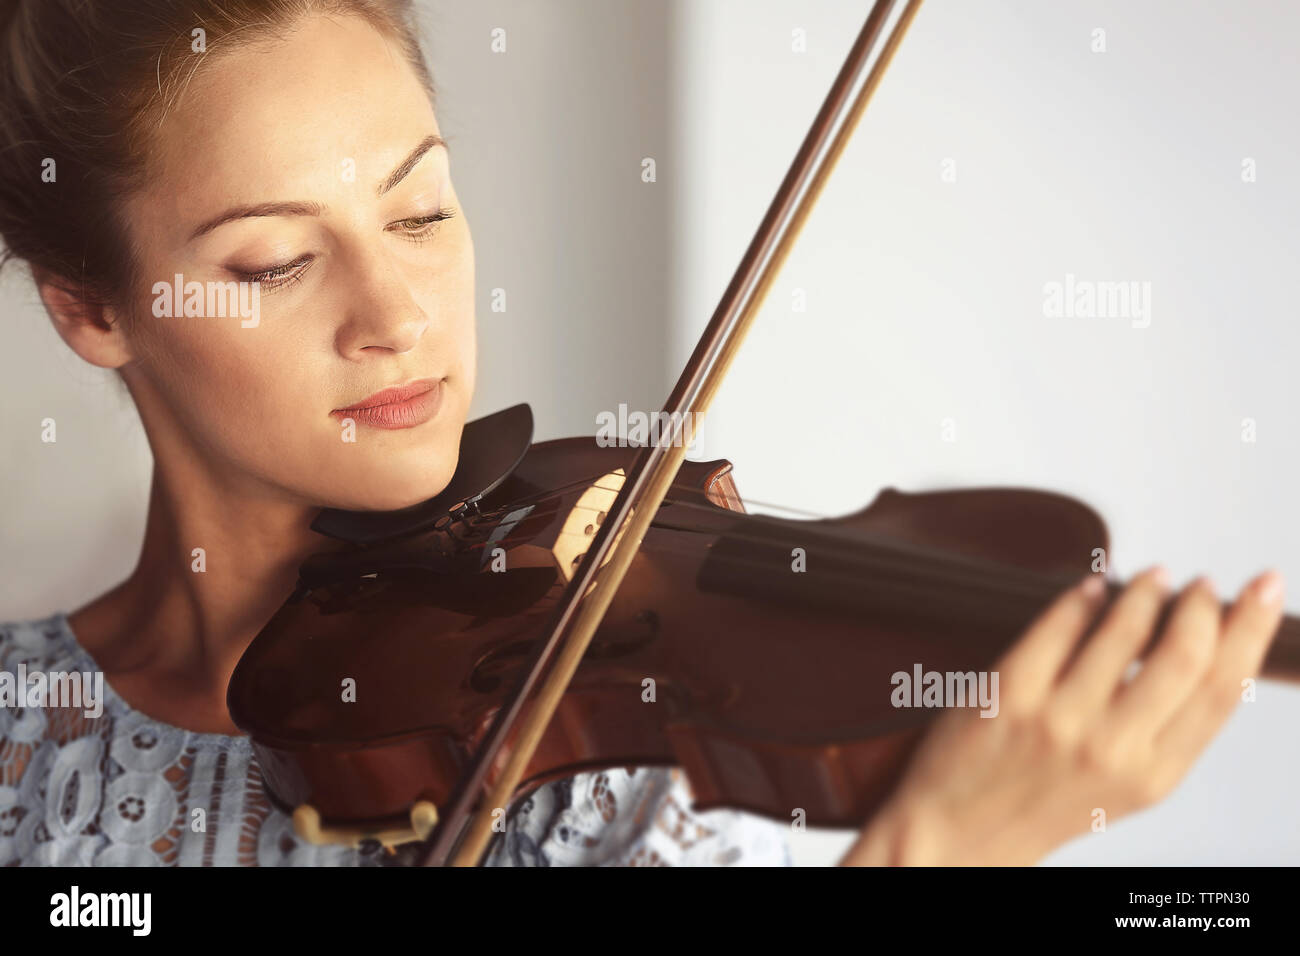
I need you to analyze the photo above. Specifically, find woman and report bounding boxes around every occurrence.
[0,0,1285,866]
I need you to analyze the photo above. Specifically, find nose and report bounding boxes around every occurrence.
[334,244,431,359]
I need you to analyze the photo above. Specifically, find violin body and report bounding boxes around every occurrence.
[228,406,1109,833]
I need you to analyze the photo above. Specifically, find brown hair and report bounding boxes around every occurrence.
[0,0,434,313]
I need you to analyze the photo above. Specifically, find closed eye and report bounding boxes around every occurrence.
[237,254,314,290]
[231,206,459,290]
[388,205,458,244]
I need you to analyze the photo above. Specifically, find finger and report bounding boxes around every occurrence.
[1154,571,1284,765]
[1103,576,1220,739]
[1052,566,1170,720]
[995,573,1107,707]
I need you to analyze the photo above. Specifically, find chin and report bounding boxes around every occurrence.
[324,459,461,513]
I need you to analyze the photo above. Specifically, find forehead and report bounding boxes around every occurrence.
[132,14,438,234]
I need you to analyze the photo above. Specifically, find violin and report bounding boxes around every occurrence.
[226,403,1300,856]
[226,0,1300,864]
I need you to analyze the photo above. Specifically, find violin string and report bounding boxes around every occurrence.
[482,472,1089,609]
[416,475,1296,663]
[496,471,840,520]
[496,471,1027,581]
[616,533,1300,669]
[629,516,1300,645]
[496,480,1296,633]
[701,492,833,520]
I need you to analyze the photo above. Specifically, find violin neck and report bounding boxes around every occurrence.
[667,498,1300,684]
[1262,616,1300,681]
[1102,580,1300,684]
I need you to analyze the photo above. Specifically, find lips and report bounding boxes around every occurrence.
[332,377,444,429]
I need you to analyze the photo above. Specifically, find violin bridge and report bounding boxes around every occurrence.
[552,469,631,583]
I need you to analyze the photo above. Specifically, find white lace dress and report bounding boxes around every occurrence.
[0,614,791,866]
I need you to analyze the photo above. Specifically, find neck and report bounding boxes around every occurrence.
[72,460,339,734]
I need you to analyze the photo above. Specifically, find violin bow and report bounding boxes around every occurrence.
[416,0,926,867]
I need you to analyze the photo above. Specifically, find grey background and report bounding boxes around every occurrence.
[3,0,1298,864]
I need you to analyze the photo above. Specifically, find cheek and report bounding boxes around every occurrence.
[133,308,331,458]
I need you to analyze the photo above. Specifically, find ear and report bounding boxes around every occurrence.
[33,268,135,369]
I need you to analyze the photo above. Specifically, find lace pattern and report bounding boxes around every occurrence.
[0,615,791,866]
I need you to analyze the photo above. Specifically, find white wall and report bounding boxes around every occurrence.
[669,0,1300,864]
[423,0,674,435]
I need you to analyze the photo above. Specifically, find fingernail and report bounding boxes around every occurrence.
[1254,570,1284,606]
[1150,565,1170,589]
[1193,575,1216,596]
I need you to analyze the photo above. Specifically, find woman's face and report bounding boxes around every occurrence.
[116,14,475,511]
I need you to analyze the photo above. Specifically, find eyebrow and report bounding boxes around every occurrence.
[378,134,446,197]
[189,134,448,240]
